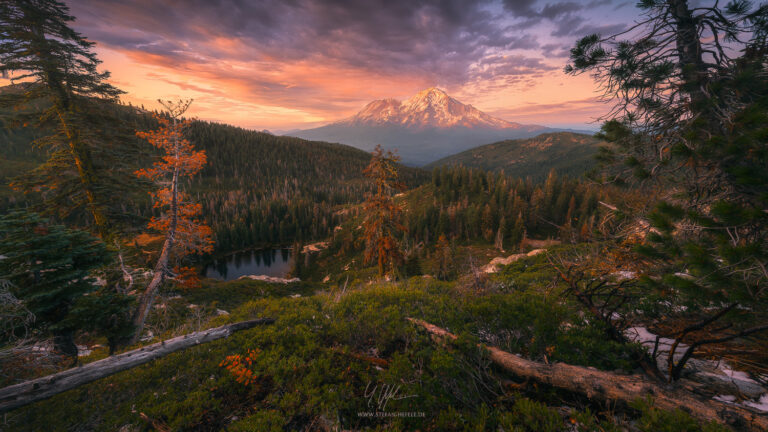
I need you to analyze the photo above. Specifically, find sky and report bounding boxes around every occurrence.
[4,0,644,131]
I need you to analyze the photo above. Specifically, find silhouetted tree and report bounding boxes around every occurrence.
[566,0,768,379]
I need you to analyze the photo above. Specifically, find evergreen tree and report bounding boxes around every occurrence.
[494,216,506,251]
[0,210,116,362]
[567,0,768,379]
[433,234,455,281]
[362,145,406,278]
[0,0,133,239]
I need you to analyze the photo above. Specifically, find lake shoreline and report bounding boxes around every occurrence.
[202,247,295,281]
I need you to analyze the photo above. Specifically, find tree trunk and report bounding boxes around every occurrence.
[0,318,274,413]
[408,318,768,431]
[667,0,709,110]
[52,330,78,366]
[33,22,111,241]
[130,237,172,344]
[56,109,111,241]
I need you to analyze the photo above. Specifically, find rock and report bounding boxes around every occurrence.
[483,249,545,273]
[238,275,300,284]
[302,241,329,254]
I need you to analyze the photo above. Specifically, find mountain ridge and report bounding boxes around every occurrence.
[288,87,555,166]
[426,131,604,180]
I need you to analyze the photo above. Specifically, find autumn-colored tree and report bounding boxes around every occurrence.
[362,145,406,278]
[131,100,213,343]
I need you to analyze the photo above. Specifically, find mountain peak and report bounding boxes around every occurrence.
[413,86,448,98]
[344,87,520,129]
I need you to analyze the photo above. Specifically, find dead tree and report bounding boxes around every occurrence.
[547,254,666,382]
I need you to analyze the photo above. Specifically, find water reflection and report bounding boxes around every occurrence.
[203,248,293,281]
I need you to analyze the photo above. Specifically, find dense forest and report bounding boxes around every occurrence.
[0,96,429,253]
[408,166,604,245]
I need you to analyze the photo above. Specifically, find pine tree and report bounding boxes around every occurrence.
[567,0,768,379]
[494,216,506,251]
[0,210,115,363]
[0,0,128,239]
[433,234,455,281]
[362,145,406,278]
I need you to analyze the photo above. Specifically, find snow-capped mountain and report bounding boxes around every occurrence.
[289,87,552,165]
[349,87,519,129]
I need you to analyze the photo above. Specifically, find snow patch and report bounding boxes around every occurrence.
[626,326,767,398]
[743,394,768,412]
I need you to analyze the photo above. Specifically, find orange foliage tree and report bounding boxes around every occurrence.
[362,145,406,278]
[131,99,213,343]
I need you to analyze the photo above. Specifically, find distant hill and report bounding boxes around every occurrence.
[289,87,554,166]
[425,132,603,180]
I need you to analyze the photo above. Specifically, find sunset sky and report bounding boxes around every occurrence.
[4,0,645,131]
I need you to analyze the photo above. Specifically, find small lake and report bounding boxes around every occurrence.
[202,248,294,281]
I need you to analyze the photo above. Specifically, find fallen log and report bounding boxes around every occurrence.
[0,318,275,413]
[407,318,768,431]
[329,346,389,367]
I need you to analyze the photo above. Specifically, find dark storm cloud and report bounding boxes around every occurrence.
[540,2,582,19]
[501,0,627,39]
[69,0,536,84]
[61,0,628,117]
[68,0,629,81]
[501,0,539,18]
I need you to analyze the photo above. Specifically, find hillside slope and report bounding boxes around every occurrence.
[0,87,429,252]
[425,132,603,180]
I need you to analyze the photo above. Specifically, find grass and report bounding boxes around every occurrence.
[5,248,728,431]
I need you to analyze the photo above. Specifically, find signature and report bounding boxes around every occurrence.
[364,381,418,411]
